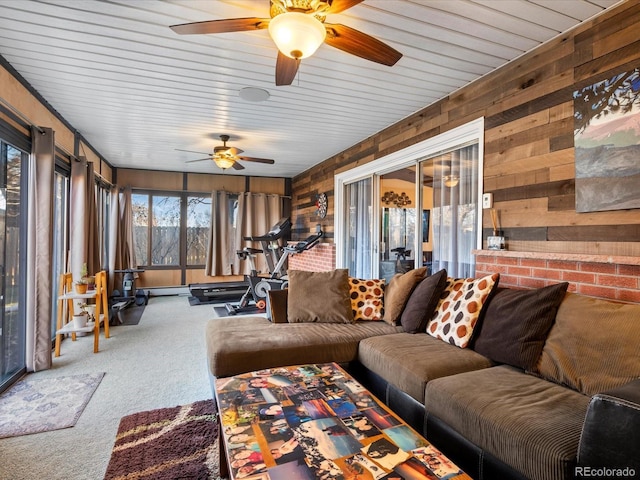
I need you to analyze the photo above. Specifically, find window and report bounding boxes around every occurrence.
[186,195,211,266]
[132,191,213,270]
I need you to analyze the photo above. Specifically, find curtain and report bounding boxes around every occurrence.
[107,186,135,292]
[69,157,87,280]
[205,190,233,276]
[25,126,54,371]
[344,178,372,278]
[431,144,479,278]
[236,193,283,275]
[205,191,283,276]
[85,162,100,276]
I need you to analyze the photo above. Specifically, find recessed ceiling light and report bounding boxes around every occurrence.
[239,87,270,102]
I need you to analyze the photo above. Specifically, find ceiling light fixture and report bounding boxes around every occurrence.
[268,12,326,59]
[213,155,235,170]
[443,175,459,188]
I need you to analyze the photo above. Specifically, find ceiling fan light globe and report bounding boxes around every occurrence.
[268,12,326,59]
[214,157,236,170]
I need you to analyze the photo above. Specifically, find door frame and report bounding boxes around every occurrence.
[335,118,485,273]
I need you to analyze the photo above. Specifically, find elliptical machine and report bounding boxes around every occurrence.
[225,228,324,315]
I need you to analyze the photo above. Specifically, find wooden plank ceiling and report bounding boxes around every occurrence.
[0,0,621,177]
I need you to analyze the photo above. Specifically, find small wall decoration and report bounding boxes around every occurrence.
[573,67,640,213]
[316,192,328,218]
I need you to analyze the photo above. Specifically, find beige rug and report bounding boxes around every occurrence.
[0,372,104,439]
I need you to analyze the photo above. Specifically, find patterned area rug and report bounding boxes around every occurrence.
[104,399,220,480]
[0,372,105,439]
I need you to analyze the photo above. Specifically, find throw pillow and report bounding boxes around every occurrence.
[472,282,569,369]
[348,277,385,321]
[267,289,289,323]
[426,273,500,348]
[535,292,640,396]
[287,269,354,324]
[400,269,448,334]
[382,267,428,325]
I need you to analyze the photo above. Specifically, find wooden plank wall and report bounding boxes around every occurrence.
[291,1,640,258]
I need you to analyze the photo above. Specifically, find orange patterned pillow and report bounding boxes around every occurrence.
[348,277,385,321]
[426,273,499,348]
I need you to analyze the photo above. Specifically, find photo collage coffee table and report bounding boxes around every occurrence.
[215,362,471,480]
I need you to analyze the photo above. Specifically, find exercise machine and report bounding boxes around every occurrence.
[225,228,324,315]
[111,268,148,324]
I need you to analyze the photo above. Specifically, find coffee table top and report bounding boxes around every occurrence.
[215,362,470,480]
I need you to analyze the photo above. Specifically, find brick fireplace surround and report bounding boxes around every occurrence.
[289,244,640,304]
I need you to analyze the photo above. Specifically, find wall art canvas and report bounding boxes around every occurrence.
[573,67,640,212]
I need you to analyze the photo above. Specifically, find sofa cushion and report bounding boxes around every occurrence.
[287,269,354,324]
[425,365,591,480]
[382,267,427,325]
[400,269,448,334]
[472,282,569,369]
[348,277,385,321]
[357,332,492,402]
[535,292,640,396]
[206,316,402,378]
[426,273,499,348]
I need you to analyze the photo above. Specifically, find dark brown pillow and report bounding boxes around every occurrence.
[267,289,288,323]
[287,269,354,324]
[472,282,569,369]
[382,267,428,325]
[400,269,448,334]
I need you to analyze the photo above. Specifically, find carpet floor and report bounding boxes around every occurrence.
[0,372,104,439]
[104,399,219,480]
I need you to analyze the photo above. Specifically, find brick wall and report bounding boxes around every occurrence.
[288,243,336,272]
[475,251,640,304]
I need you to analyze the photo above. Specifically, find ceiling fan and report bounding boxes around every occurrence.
[170,0,402,86]
[177,135,275,170]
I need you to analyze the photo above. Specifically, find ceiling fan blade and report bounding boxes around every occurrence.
[170,18,269,35]
[185,157,212,163]
[227,147,244,156]
[237,156,275,164]
[231,162,245,170]
[327,0,364,14]
[275,52,300,86]
[176,148,210,155]
[324,23,402,66]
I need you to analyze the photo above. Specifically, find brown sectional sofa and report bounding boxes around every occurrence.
[205,273,640,480]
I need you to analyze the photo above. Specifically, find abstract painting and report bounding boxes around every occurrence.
[573,67,640,212]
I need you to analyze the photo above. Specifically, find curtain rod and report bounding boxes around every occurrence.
[0,97,45,134]
[120,186,291,199]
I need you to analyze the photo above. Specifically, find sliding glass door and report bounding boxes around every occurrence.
[335,119,484,280]
[0,142,26,392]
[341,177,374,278]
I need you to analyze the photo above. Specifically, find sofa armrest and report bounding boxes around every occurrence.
[577,378,640,474]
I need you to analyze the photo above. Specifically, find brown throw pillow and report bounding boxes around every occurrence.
[400,269,448,334]
[535,292,640,396]
[472,282,569,369]
[426,273,500,348]
[267,289,289,323]
[382,267,427,325]
[287,269,354,324]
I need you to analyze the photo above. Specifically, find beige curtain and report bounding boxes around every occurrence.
[108,186,135,291]
[25,126,54,371]
[85,163,100,276]
[205,190,233,276]
[69,157,87,280]
[236,193,283,275]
